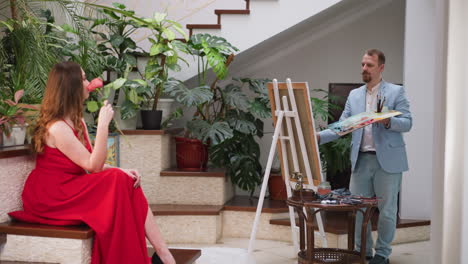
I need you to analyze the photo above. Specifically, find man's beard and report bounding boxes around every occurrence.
[362,72,371,83]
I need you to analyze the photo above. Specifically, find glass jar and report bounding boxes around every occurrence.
[317,181,332,195]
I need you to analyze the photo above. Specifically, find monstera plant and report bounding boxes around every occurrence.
[165,34,269,193]
[167,76,271,193]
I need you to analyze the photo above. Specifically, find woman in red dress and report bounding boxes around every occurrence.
[15,62,175,264]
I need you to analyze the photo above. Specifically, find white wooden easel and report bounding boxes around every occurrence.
[247,78,328,257]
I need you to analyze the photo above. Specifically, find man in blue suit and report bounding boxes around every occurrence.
[318,49,412,264]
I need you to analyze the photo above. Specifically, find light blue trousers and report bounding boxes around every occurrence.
[350,152,402,259]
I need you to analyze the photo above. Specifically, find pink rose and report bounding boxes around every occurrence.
[87,78,104,92]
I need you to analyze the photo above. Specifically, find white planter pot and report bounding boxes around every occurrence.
[114,106,138,130]
[2,125,27,147]
[139,98,176,128]
[157,98,175,123]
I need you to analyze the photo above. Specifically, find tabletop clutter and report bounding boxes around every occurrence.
[290,172,379,205]
[288,172,379,264]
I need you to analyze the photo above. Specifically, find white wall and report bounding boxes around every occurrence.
[91,0,243,50]
[441,0,468,263]
[402,0,440,220]
[93,0,344,81]
[428,0,447,262]
[228,0,405,196]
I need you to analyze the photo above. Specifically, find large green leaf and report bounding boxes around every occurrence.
[87,101,99,112]
[165,81,213,107]
[120,99,138,120]
[122,53,137,67]
[222,83,249,111]
[190,34,238,54]
[228,153,262,191]
[249,98,271,119]
[235,78,270,96]
[145,64,163,79]
[150,43,164,56]
[162,28,176,41]
[210,132,259,162]
[110,34,125,48]
[127,89,139,104]
[229,119,257,135]
[123,38,137,50]
[153,13,167,24]
[170,22,188,41]
[188,34,238,80]
[112,78,126,90]
[188,120,234,145]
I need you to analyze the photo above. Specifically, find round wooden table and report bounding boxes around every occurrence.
[287,194,377,264]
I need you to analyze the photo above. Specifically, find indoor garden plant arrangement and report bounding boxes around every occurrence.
[165,34,271,193]
[0,89,37,147]
[167,76,271,194]
[135,12,188,129]
[87,3,146,129]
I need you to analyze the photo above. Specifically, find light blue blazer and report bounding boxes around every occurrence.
[319,81,412,173]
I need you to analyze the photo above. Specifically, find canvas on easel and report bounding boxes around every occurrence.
[247,79,327,258]
[267,82,322,187]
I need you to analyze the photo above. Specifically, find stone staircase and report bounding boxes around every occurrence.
[0,130,431,263]
[123,0,345,81]
[0,221,201,264]
[0,131,203,263]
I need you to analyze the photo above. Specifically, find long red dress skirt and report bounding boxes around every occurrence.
[11,131,150,264]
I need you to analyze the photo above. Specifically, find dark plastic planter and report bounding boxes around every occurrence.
[141,110,162,130]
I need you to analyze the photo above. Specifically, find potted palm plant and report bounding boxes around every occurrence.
[0,15,60,105]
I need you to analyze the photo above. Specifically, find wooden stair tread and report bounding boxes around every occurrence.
[0,221,93,239]
[215,9,250,15]
[269,211,431,235]
[186,24,221,29]
[160,168,225,177]
[151,204,223,216]
[149,248,201,264]
[223,196,289,213]
[0,250,200,264]
[120,127,183,135]
[0,261,59,264]
[0,145,31,159]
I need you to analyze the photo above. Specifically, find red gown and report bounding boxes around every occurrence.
[10,123,150,264]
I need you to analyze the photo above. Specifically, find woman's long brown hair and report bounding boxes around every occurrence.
[32,61,86,153]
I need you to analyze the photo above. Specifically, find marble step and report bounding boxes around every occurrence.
[0,221,200,264]
[221,197,431,247]
[222,196,293,242]
[269,212,431,247]
[156,168,234,206]
[151,204,224,244]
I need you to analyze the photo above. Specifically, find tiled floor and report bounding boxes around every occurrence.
[169,238,430,264]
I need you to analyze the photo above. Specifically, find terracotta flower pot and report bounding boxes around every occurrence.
[174,136,209,171]
[268,173,288,200]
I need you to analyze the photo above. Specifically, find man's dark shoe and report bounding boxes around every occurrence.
[353,250,372,260]
[369,254,389,264]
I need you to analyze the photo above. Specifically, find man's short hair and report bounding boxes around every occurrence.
[365,49,385,65]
